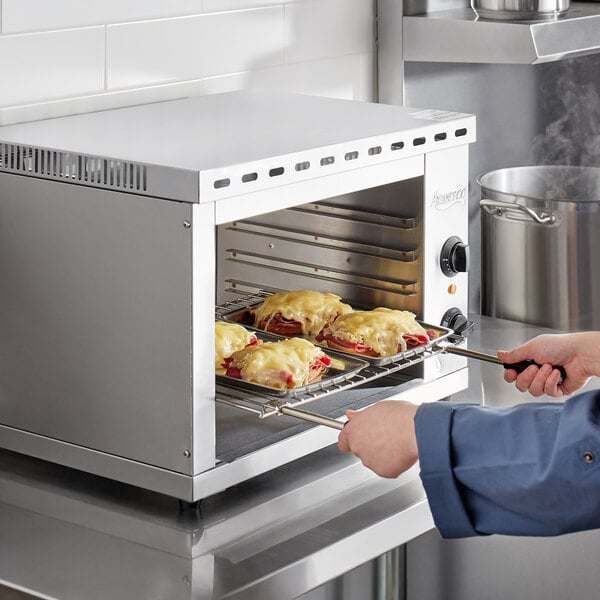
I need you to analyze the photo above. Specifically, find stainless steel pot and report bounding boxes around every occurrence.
[479,165,600,331]
[471,0,569,21]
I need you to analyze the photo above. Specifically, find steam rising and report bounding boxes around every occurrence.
[528,57,600,200]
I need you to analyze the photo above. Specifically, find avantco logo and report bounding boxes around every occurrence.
[431,187,467,210]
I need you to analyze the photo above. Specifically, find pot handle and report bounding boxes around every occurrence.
[480,199,556,225]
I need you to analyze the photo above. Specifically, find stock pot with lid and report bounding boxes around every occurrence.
[479,165,600,331]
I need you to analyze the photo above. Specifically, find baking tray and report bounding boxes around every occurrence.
[219,303,454,367]
[215,329,369,398]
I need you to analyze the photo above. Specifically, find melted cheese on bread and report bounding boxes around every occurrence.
[323,307,428,357]
[215,321,257,371]
[253,290,352,336]
[227,337,328,389]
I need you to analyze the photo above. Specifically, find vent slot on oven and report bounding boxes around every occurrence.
[217,177,424,313]
[0,143,148,192]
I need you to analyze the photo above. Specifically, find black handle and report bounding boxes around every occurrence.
[503,360,567,383]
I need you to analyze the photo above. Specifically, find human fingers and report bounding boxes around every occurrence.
[499,350,524,384]
[526,363,553,397]
[543,368,565,397]
[338,409,359,452]
[513,364,540,393]
[499,335,562,368]
[503,367,518,384]
[498,345,536,366]
[337,426,350,452]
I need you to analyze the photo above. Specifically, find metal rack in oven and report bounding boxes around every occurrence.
[218,189,425,318]
[215,292,451,430]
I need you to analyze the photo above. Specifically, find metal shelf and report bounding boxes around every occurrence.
[403,2,600,64]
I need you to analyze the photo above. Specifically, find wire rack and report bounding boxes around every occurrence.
[215,291,449,423]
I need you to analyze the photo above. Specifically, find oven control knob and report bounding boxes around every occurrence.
[441,307,474,339]
[440,236,470,277]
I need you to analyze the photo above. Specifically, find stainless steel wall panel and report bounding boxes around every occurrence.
[400,62,540,311]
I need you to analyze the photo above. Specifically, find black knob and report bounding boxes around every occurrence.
[441,307,475,339]
[440,236,470,277]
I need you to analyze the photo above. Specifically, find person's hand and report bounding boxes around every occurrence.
[498,332,600,397]
[337,400,419,478]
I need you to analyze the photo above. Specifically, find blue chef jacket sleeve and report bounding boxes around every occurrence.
[414,390,600,538]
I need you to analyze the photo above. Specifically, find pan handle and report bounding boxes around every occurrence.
[278,405,346,430]
[480,199,556,225]
[441,344,567,383]
[502,359,566,382]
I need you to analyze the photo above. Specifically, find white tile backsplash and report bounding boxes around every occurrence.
[203,0,301,11]
[284,0,374,64]
[0,28,105,107]
[357,52,378,102]
[0,80,205,126]
[0,0,377,124]
[107,8,284,89]
[203,54,365,100]
[2,0,204,34]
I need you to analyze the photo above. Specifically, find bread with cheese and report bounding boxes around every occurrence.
[316,307,433,358]
[252,290,352,336]
[215,321,260,372]
[223,337,331,389]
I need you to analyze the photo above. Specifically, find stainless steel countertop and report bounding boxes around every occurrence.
[0,443,432,600]
[0,315,591,600]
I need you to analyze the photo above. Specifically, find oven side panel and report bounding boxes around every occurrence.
[0,173,195,474]
[423,144,469,323]
[422,145,470,380]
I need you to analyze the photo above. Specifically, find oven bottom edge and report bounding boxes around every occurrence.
[0,369,468,501]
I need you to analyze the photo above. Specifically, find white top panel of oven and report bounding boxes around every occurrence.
[0,90,475,203]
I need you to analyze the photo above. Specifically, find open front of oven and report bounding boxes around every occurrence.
[215,178,457,449]
[208,146,473,499]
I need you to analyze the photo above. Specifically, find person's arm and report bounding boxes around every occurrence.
[339,332,600,538]
[499,332,600,397]
[416,392,600,538]
[338,391,600,538]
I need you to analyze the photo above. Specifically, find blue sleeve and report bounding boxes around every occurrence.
[414,390,600,538]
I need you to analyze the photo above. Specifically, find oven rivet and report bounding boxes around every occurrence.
[183,220,191,229]
[268,243,274,249]
[183,450,191,457]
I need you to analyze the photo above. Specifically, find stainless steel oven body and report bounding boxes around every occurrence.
[0,91,475,501]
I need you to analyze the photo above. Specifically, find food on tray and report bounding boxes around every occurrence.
[223,337,332,389]
[215,321,260,372]
[315,307,435,358]
[252,290,353,337]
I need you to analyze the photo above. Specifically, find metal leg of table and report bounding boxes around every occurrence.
[376,546,405,600]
